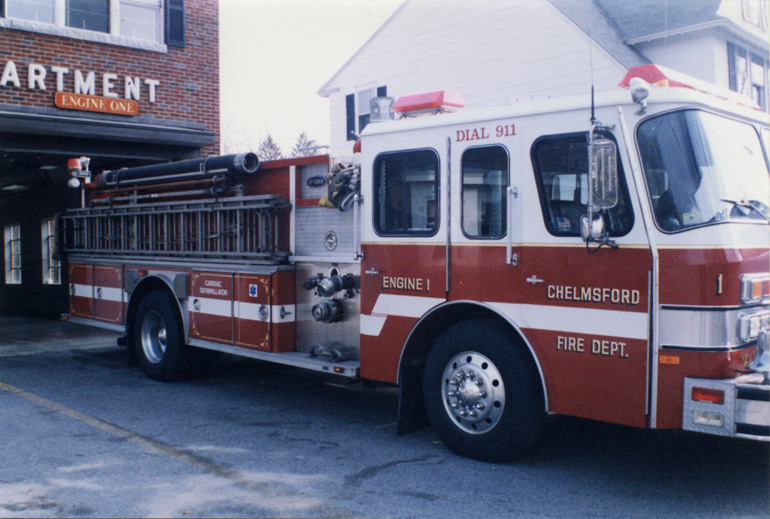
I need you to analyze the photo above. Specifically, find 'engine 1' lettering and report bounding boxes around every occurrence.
[382,276,430,292]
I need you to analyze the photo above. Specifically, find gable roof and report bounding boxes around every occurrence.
[593,0,723,41]
[547,0,649,69]
[319,0,651,97]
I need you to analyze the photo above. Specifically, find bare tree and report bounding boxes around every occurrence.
[290,132,319,157]
[257,134,283,161]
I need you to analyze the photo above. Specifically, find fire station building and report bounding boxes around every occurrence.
[0,0,220,315]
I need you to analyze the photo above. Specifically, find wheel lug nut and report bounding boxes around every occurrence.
[451,402,459,409]
[447,391,456,397]
[469,410,478,417]
[475,379,483,387]
[476,403,486,410]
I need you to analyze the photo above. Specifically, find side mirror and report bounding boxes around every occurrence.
[580,214,606,242]
[588,138,618,211]
[582,135,619,249]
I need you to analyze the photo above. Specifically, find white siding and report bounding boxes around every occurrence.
[324,0,627,157]
[635,31,723,84]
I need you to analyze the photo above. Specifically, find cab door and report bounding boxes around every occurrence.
[517,131,651,427]
[360,145,448,383]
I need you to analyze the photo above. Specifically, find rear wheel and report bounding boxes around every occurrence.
[423,319,544,462]
[134,291,192,381]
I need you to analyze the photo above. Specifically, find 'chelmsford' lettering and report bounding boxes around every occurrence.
[546,285,640,306]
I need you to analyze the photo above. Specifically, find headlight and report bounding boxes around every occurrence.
[739,311,770,342]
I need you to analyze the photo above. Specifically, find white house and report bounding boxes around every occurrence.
[318,0,770,157]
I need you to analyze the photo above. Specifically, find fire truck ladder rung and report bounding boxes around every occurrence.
[59,196,291,263]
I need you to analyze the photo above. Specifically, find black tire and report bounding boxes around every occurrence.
[133,290,192,382]
[423,319,544,462]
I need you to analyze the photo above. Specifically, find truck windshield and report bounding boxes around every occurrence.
[637,110,770,232]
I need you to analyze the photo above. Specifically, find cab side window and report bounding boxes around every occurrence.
[373,149,439,236]
[461,145,508,238]
[531,134,633,237]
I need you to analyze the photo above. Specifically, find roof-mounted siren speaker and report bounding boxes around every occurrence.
[392,90,465,117]
[369,96,395,123]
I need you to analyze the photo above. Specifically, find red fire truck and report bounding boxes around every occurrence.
[58,64,770,462]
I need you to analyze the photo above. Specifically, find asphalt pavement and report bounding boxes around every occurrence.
[0,314,768,518]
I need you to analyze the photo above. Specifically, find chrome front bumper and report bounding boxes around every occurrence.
[683,374,770,440]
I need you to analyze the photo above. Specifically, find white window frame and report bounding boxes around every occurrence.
[4,223,22,285]
[41,218,61,285]
[355,83,377,136]
[1,0,167,52]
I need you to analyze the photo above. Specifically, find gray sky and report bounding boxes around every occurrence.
[219,0,403,154]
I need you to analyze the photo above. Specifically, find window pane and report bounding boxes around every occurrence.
[532,134,633,237]
[637,110,770,232]
[5,224,22,285]
[7,0,54,23]
[358,88,375,133]
[374,150,439,236]
[67,0,109,32]
[121,0,162,42]
[462,146,508,238]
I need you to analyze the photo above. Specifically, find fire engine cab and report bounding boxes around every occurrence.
[58,65,770,462]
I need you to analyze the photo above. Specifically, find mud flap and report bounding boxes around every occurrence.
[397,359,431,435]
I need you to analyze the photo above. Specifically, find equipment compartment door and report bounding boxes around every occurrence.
[189,272,233,344]
[68,263,94,319]
[234,274,271,351]
[93,265,123,324]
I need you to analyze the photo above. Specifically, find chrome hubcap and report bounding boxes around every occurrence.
[441,352,505,434]
[140,310,167,364]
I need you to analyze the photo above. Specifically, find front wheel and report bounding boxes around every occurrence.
[423,319,544,462]
[134,291,192,381]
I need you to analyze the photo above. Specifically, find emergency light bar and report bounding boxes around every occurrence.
[392,90,465,117]
[619,64,760,109]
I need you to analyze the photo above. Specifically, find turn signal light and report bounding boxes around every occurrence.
[742,274,770,304]
[691,387,725,405]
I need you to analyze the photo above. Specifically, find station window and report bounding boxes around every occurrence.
[120,0,162,42]
[373,149,439,236]
[728,42,768,111]
[41,218,61,285]
[531,133,633,237]
[2,0,175,46]
[4,223,21,285]
[461,145,508,239]
[67,0,109,32]
[346,85,387,140]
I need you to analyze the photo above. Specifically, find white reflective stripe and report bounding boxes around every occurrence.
[490,302,649,341]
[188,297,232,318]
[72,283,92,298]
[361,314,387,336]
[236,301,261,319]
[96,286,123,303]
[364,294,649,341]
[271,304,296,323]
[372,294,444,318]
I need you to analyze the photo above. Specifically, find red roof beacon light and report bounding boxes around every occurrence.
[392,90,465,117]
[620,64,760,109]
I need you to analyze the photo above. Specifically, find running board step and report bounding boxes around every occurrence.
[188,339,360,378]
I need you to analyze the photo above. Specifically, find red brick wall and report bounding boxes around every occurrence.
[0,0,220,156]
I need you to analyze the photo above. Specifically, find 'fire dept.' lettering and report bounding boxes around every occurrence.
[556,335,629,359]
[547,285,640,306]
